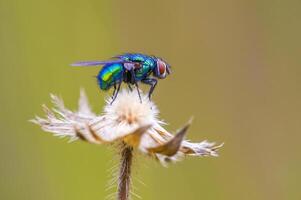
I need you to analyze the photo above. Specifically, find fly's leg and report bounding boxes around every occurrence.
[142,78,158,100]
[111,82,117,99]
[135,82,142,103]
[128,84,133,91]
[111,80,122,105]
[130,69,142,103]
[123,70,132,91]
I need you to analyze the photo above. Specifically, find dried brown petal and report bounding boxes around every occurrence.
[122,124,152,147]
[147,122,190,156]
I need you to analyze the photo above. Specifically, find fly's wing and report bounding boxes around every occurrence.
[71,59,142,70]
[71,59,123,66]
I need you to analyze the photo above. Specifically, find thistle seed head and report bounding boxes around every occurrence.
[31,89,223,165]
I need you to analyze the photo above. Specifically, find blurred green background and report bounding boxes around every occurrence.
[1,0,300,199]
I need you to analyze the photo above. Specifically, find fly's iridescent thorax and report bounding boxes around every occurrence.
[120,53,156,80]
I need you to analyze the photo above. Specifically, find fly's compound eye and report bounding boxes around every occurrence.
[156,59,167,78]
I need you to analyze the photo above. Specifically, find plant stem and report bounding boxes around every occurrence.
[117,144,133,200]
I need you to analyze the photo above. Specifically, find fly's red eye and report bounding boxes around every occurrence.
[158,60,166,75]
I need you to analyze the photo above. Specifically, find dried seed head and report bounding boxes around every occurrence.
[31,89,223,165]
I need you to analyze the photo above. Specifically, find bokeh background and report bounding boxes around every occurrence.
[1,0,300,199]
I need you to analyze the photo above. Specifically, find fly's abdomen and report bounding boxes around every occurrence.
[97,63,123,90]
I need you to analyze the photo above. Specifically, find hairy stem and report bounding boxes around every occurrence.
[117,144,133,200]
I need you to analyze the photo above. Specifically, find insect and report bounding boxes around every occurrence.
[71,53,171,103]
